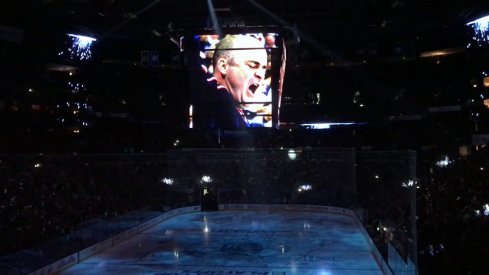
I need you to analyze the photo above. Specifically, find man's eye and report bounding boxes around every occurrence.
[247,62,259,69]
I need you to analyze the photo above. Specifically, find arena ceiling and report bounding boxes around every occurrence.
[1,0,488,63]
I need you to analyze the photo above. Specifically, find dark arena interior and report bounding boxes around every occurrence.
[1,1,489,274]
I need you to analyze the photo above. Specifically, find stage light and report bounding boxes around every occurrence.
[287,149,297,160]
[161,178,174,185]
[300,122,355,129]
[483,204,489,216]
[201,175,212,183]
[467,15,489,46]
[297,184,312,192]
[402,180,416,188]
[436,156,451,167]
[59,34,97,60]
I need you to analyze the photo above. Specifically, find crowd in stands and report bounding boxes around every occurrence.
[0,123,488,274]
[0,155,168,256]
[417,145,489,274]
[0,148,409,256]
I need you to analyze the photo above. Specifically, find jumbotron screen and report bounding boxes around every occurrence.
[186,32,285,129]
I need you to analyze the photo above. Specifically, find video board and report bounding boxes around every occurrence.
[186,31,285,129]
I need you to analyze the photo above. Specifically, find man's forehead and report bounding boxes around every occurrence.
[233,37,267,58]
[233,35,263,48]
[234,48,267,63]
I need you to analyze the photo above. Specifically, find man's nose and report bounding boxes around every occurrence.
[254,68,265,80]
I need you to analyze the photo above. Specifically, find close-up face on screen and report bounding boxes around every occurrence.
[189,32,281,129]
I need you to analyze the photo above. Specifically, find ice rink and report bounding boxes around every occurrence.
[59,206,388,275]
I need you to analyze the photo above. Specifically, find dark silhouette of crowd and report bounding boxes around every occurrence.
[417,146,489,274]
[0,155,168,256]
[0,118,488,275]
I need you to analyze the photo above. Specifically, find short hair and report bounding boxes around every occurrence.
[212,34,239,66]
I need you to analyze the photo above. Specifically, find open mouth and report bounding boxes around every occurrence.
[248,83,260,95]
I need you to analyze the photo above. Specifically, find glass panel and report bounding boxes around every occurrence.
[0,149,417,274]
